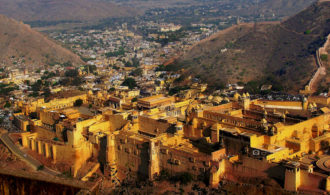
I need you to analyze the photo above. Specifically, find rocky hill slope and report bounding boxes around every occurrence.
[173,0,330,92]
[0,14,84,68]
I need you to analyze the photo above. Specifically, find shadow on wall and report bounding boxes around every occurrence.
[166,124,176,134]
[137,142,149,181]
[98,136,107,173]
[266,164,286,187]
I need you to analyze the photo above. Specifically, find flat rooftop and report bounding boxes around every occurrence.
[139,95,174,103]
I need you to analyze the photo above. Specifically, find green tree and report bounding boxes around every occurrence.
[125,61,133,67]
[169,86,189,96]
[43,88,51,98]
[4,101,11,108]
[62,61,73,67]
[122,78,137,89]
[130,68,143,77]
[105,46,125,57]
[84,65,97,73]
[74,99,83,107]
[65,69,79,77]
[245,80,261,94]
[132,57,140,67]
[29,91,39,97]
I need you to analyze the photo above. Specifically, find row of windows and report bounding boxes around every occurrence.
[117,145,140,155]
[204,113,262,129]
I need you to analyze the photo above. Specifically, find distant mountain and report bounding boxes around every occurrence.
[113,0,317,19]
[172,0,330,92]
[0,0,140,22]
[0,14,84,68]
[229,0,318,18]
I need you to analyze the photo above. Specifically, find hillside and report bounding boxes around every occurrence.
[0,0,140,22]
[174,0,330,92]
[0,15,84,68]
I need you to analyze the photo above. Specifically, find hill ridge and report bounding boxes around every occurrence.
[174,1,330,92]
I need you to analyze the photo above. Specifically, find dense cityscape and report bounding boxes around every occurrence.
[0,0,329,194]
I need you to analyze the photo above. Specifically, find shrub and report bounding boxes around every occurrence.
[37,165,44,171]
[320,54,328,61]
[74,99,83,107]
[304,30,311,34]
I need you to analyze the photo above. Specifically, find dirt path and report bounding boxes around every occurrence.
[308,34,329,92]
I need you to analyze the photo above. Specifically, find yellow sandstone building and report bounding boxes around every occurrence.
[12,91,330,193]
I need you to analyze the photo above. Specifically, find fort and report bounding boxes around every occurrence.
[6,90,330,193]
